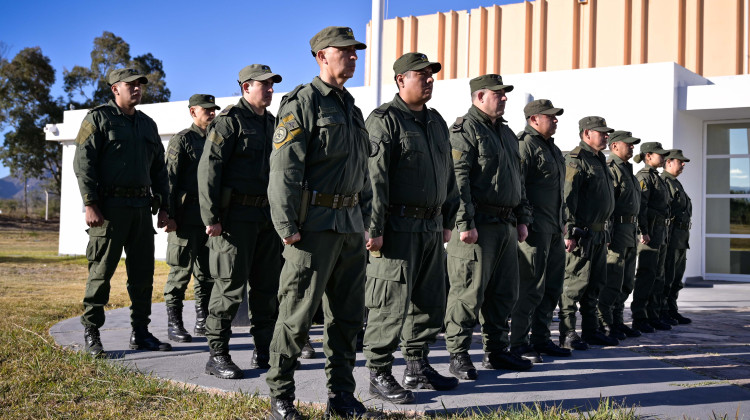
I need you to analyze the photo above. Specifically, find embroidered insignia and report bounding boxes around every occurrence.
[451,149,463,161]
[273,126,288,143]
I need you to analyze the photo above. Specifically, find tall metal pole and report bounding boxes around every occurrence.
[45,190,49,221]
[371,0,385,109]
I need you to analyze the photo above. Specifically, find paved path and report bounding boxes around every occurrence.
[50,283,750,419]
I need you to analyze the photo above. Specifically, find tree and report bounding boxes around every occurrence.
[0,47,63,193]
[63,31,170,109]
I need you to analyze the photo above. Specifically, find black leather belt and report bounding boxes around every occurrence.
[676,221,692,230]
[231,193,269,207]
[310,191,359,209]
[613,215,637,224]
[589,222,606,232]
[101,185,150,198]
[476,204,514,219]
[389,204,441,219]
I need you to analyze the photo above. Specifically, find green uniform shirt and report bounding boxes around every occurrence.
[268,76,372,239]
[518,125,565,234]
[167,123,206,225]
[450,105,530,232]
[563,141,615,243]
[636,165,671,246]
[663,172,691,249]
[607,155,641,251]
[366,93,458,237]
[73,99,168,209]
[198,97,274,226]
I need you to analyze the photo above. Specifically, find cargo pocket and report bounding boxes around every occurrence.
[282,245,314,300]
[85,222,110,262]
[447,244,478,289]
[207,234,237,279]
[365,259,403,315]
[166,232,190,266]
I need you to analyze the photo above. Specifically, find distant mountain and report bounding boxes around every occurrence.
[0,175,49,200]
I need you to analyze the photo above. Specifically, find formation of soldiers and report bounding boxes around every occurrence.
[72,26,694,420]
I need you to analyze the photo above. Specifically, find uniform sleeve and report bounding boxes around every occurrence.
[450,125,477,232]
[268,97,310,239]
[148,120,170,213]
[516,137,534,226]
[198,117,235,226]
[166,134,182,219]
[365,113,392,238]
[563,159,583,239]
[512,134,532,226]
[360,157,373,231]
[73,113,103,206]
[441,123,459,231]
[636,172,652,235]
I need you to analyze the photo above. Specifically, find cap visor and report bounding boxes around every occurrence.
[122,75,148,84]
[540,107,563,116]
[196,103,221,110]
[411,61,442,74]
[252,73,282,83]
[487,84,514,93]
[592,126,614,133]
[330,39,367,50]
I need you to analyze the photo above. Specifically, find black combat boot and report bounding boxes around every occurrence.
[582,330,619,346]
[632,318,655,333]
[612,323,642,337]
[369,369,415,403]
[648,318,672,331]
[482,349,533,370]
[167,306,192,343]
[533,339,572,357]
[449,352,478,380]
[602,325,627,341]
[326,391,383,418]
[669,311,692,324]
[403,358,459,390]
[129,326,172,351]
[300,337,316,359]
[205,350,243,379]
[510,344,543,363]
[269,396,303,420]
[559,331,589,351]
[250,348,270,369]
[193,301,208,336]
[84,326,104,357]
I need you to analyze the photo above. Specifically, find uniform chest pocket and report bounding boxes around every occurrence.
[238,129,264,159]
[477,135,499,157]
[396,134,424,187]
[316,112,347,158]
[106,122,130,153]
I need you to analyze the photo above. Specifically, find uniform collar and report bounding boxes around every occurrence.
[663,171,679,180]
[391,93,436,123]
[610,154,632,166]
[237,97,266,120]
[468,105,506,127]
[189,123,206,136]
[524,124,555,143]
[107,99,141,119]
[578,140,598,155]
[645,164,660,173]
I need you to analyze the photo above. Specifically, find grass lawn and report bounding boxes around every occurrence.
[0,215,638,419]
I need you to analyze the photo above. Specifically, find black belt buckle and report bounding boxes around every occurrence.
[341,195,351,208]
[332,194,340,209]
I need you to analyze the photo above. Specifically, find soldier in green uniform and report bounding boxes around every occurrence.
[558,116,617,351]
[443,74,532,381]
[265,27,380,420]
[597,130,643,340]
[510,99,572,363]
[197,65,283,379]
[364,52,458,402]
[73,68,173,357]
[661,149,692,325]
[163,94,220,343]
[631,142,673,333]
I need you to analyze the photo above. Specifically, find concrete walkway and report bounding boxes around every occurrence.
[50,283,750,419]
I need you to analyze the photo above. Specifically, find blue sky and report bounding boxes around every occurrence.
[0,0,521,178]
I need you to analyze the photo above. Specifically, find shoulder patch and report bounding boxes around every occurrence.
[75,119,96,145]
[451,149,463,161]
[568,146,582,158]
[279,84,306,109]
[207,129,224,146]
[640,179,648,191]
[218,104,234,116]
[450,117,465,133]
[273,113,303,150]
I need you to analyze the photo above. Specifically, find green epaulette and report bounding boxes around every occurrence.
[450,117,465,132]
[568,146,582,159]
[372,102,391,118]
[217,104,234,116]
[87,103,108,114]
[177,127,191,137]
[278,84,306,109]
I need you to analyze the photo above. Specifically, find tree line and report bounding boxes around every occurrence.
[0,32,170,194]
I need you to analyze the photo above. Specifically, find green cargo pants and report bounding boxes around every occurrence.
[444,223,518,354]
[81,205,155,329]
[598,245,637,327]
[205,220,281,354]
[266,231,366,399]
[632,242,667,321]
[512,230,565,347]
[663,246,687,314]
[164,224,212,309]
[364,229,446,369]
[559,242,607,336]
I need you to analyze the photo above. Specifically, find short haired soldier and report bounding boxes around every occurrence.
[558,117,617,351]
[265,27,379,420]
[661,149,692,325]
[443,74,533,381]
[163,94,220,344]
[631,142,673,333]
[74,68,173,357]
[510,99,572,362]
[597,130,643,340]
[197,65,283,379]
[364,52,459,402]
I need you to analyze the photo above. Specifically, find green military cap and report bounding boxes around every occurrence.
[664,148,690,162]
[469,74,513,94]
[238,64,282,85]
[639,142,669,155]
[309,26,367,56]
[579,116,614,133]
[524,99,564,119]
[107,68,148,86]
[608,130,641,145]
[188,94,220,110]
[393,52,442,76]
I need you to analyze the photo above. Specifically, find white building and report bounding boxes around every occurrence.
[46,62,750,282]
